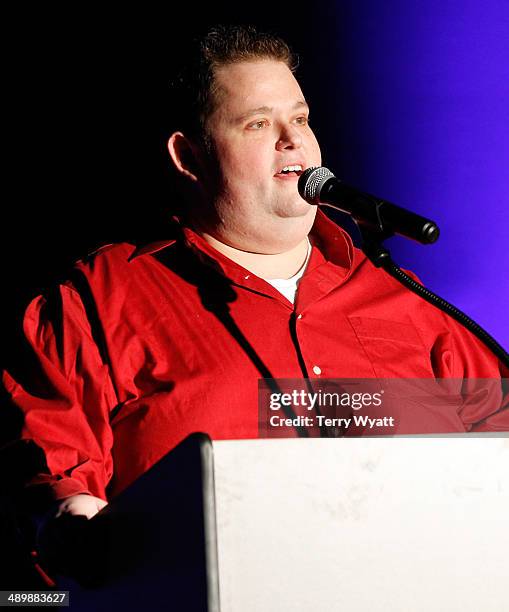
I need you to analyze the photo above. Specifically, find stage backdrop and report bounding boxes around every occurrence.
[314,0,508,348]
[6,3,507,351]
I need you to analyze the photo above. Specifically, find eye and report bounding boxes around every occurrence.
[247,119,269,130]
[294,115,309,125]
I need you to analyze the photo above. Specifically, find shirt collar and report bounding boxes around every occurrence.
[127,210,359,309]
[309,209,355,271]
[129,209,355,270]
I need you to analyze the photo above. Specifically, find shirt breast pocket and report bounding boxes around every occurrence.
[348,316,433,377]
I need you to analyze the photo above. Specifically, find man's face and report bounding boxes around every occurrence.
[195,60,322,253]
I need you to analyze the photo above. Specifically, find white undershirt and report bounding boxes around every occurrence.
[264,239,312,304]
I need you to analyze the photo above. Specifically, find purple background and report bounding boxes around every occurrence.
[317,0,509,347]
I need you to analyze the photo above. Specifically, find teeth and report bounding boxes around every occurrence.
[281,164,303,173]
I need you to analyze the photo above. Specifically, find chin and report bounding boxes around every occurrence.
[277,199,316,219]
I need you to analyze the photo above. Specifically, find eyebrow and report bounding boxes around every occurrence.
[235,100,309,123]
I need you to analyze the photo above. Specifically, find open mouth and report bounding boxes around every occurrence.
[275,164,305,178]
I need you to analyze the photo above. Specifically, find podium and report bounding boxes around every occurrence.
[57,433,509,611]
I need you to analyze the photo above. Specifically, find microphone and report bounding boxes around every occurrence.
[298,166,439,244]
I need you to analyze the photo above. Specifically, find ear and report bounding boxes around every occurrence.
[167,132,204,183]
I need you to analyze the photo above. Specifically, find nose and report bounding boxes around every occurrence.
[276,124,303,150]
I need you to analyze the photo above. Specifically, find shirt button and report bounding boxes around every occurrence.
[312,365,322,375]
[244,275,250,280]
[297,313,303,319]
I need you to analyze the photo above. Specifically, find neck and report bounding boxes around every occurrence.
[201,233,310,279]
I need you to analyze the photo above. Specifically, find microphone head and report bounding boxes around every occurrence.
[298,166,335,204]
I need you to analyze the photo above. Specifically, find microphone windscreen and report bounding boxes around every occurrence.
[298,166,335,204]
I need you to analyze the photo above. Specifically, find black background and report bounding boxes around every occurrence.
[4,5,352,341]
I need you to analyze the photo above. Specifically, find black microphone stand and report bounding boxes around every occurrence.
[322,203,509,369]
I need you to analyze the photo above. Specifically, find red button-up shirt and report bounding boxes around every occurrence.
[3,212,507,501]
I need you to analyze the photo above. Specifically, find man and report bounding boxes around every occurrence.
[1,25,507,534]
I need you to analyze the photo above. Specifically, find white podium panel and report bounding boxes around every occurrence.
[212,437,509,612]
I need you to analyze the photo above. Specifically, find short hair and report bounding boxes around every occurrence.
[169,25,299,142]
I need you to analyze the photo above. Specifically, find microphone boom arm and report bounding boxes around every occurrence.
[298,166,508,367]
[356,221,509,369]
